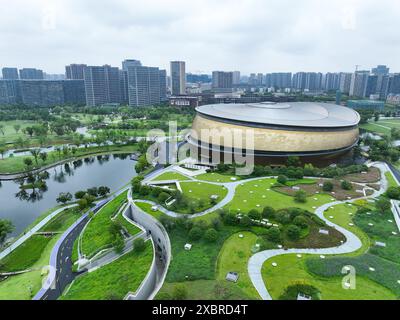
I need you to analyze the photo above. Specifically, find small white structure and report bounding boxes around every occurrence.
[369,267,376,272]
[349,223,354,226]
[230,177,237,181]
[151,206,158,212]
[210,195,219,200]
[239,234,244,238]
[297,254,302,258]
[319,229,329,235]
[297,293,312,301]
[320,255,326,259]
[226,272,239,283]
[292,186,300,191]
[184,243,192,251]
[272,262,278,267]
[375,242,386,247]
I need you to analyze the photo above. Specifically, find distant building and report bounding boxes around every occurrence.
[324,73,340,91]
[169,96,199,108]
[65,64,87,80]
[292,72,322,92]
[339,72,352,94]
[387,94,400,105]
[19,68,44,80]
[186,73,211,84]
[2,67,19,80]
[232,71,241,85]
[127,65,165,107]
[122,59,142,71]
[347,99,384,111]
[83,65,121,106]
[62,80,86,105]
[389,74,400,95]
[212,71,233,90]
[365,75,378,98]
[170,61,186,95]
[265,73,292,89]
[372,65,389,76]
[349,71,370,97]
[0,80,20,104]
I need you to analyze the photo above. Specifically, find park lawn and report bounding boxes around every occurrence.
[0,144,137,174]
[134,201,166,220]
[151,171,190,182]
[0,120,39,145]
[0,235,53,273]
[261,254,396,300]
[285,178,316,187]
[61,242,153,300]
[180,181,228,205]
[39,207,82,232]
[216,232,261,299]
[115,211,142,237]
[385,171,398,188]
[225,178,333,213]
[195,172,241,183]
[80,191,128,258]
[376,119,400,129]
[323,203,370,254]
[360,123,391,136]
[157,279,253,300]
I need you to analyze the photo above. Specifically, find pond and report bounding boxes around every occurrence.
[0,154,137,238]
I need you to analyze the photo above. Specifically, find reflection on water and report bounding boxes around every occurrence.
[0,154,137,237]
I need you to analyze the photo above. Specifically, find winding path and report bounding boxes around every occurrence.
[247,162,392,300]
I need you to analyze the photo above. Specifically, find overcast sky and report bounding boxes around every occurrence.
[1,0,399,75]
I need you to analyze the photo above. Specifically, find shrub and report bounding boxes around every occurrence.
[248,209,261,221]
[294,190,307,203]
[266,227,281,243]
[262,206,276,219]
[375,198,391,214]
[293,216,308,229]
[287,225,301,240]
[240,215,252,227]
[322,181,333,192]
[223,213,238,226]
[204,228,218,242]
[211,217,222,231]
[275,210,292,224]
[74,190,86,199]
[386,187,400,200]
[133,238,146,252]
[113,236,124,254]
[341,180,352,190]
[158,192,170,204]
[172,284,188,300]
[188,227,203,241]
[78,198,88,210]
[277,175,288,184]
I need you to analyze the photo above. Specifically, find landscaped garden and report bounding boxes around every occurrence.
[61,241,153,300]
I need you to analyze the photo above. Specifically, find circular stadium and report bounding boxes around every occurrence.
[186,102,360,164]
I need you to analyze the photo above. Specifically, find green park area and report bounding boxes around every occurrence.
[195,172,241,183]
[151,171,190,182]
[62,241,153,300]
[80,191,130,259]
[0,207,83,300]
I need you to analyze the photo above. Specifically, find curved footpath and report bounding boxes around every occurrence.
[247,161,393,300]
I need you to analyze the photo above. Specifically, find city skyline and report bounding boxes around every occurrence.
[1,0,400,74]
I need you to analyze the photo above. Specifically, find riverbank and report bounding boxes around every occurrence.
[0,144,138,179]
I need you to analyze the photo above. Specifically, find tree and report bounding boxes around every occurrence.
[0,219,14,246]
[322,181,334,192]
[113,236,124,254]
[293,216,308,229]
[98,186,110,197]
[375,198,391,214]
[248,209,261,221]
[172,284,188,300]
[134,237,146,252]
[75,190,86,199]
[78,198,88,210]
[277,175,288,184]
[0,147,5,160]
[266,227,281,243]
[204,228,218,242]
[39,152,48,163]
[287,225,301,240]
[158,192,170,203]
[13,124,21,134]
[386,187,400,200]
[240,215,252,227]
[56,192,73,204]
[287,156,301,167]
[294,190,307,203]
[341,180,352,190]
[23,157,33,169]
[262,206,276,219]
[30,149,40,165]
[188,227,203,241]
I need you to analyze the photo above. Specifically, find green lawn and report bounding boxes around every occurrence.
[40,207,82,233]
[360,123,391,136]
[80,191,128,258]
[180,181,228,206]
[261,254,396,300]
[195,172,241,183]
[225,178,333,213]
[134,202,166,220]
[115,211,142,237]
[385,171,398,188]
[151,171,190,182]
[216,232,261,299]
[61,242,153,300]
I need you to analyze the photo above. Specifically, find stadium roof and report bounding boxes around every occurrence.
[196,102,360,128]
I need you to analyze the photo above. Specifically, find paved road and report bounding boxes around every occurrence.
[0,204,77,260]
[247,161,389,300]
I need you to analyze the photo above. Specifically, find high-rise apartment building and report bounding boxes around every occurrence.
[65,64,87,80]
[372,65,390,76]
[122,59,142,71]
[265,73,292,89]
[2,68,19,80]
[349,70,370,97]
[83,65,121,106]
[170,61,186,95]
[232,71,241,85]
[19,68,44,80]
[212,71,233,89]
[127,65,166,107]
[324,73,340,91]
[339,73,352,94]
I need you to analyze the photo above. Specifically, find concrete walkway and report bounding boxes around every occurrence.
[0,204,77,260]
[247,161,390,300]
